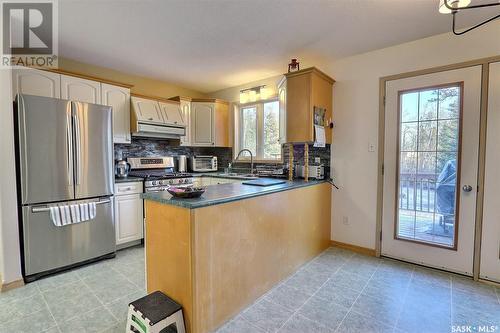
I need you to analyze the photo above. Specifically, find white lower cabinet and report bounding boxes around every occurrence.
[114,182,143,246]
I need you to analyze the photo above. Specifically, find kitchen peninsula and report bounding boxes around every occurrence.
[143,180,331,333]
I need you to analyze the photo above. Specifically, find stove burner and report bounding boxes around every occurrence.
[128,170,192,180]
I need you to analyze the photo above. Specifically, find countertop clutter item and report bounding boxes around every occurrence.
[296,164,325,180]
[15,94,116,282]
[177,155,188,173]
[167,186,206,198]
[190,155,218,172]
[115,159,131,178]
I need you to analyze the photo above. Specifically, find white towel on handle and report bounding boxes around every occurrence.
[89,202,97,220]
[80,203,89,221]
[49,202,97,227]
[75,202,97,223]
[49,206,62,227]
[60,205,71,226]
[69,204,81,223]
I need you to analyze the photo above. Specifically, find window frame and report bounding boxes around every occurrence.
[234,97,283,163]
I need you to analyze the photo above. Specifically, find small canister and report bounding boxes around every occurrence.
[177,155,188,172]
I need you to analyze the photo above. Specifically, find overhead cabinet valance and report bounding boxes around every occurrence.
[130,94,187,139]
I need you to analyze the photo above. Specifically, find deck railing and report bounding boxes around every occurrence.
[399,173,437,213]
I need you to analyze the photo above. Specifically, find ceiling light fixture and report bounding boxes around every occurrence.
[239,85,267,104]
[439,0,500,35]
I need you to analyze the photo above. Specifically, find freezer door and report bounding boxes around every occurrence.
[17,95,74,205]
[22,198,115,276]
[73,101,114,199]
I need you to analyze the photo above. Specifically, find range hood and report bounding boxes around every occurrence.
[130,95,186,139]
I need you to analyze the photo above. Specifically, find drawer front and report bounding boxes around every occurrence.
[114,182,143,195]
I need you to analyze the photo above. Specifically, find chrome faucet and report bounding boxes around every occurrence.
[234,149,254,175]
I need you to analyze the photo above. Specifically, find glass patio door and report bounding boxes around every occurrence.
[381,66,482,275]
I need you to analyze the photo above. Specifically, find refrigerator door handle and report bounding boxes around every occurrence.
[73,102,82,185]
[66,104,74,186]
[31,199,112,213]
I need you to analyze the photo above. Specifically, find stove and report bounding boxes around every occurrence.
[127,157,194,193]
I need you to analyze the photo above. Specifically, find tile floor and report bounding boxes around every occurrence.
[1,246,499,333]
[215,247,500,333]
[0,246,146,333]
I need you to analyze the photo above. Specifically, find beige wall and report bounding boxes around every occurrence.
[58,57,206,99]
[325,21,500,250]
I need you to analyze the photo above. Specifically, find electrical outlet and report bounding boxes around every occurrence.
[315,157,321,164]
[342,216,349,225]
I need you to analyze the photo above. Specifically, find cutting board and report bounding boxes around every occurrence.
[242,179,287,187]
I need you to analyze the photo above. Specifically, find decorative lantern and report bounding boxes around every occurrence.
[288,59,300,73]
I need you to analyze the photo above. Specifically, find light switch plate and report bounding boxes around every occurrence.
[368,143,376,152]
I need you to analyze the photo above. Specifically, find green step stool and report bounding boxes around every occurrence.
[126,291,186,333]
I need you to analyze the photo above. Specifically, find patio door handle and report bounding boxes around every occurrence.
[462,185,473,192]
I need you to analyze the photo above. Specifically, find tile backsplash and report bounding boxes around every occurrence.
[284,143,331,177]
[114,139,232,170]
[114,138,330,176]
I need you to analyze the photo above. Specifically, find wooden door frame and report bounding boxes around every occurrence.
[376,55,500,281]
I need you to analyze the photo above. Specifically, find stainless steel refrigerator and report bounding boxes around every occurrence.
[15,94,116,282]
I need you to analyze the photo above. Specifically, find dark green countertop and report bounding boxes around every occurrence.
[142,179,327,209]
[114,176,144,183]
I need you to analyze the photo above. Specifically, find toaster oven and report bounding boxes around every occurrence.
[296,164,325,180]
[190,156,218,172]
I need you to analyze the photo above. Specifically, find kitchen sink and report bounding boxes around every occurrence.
[215,173,258,179]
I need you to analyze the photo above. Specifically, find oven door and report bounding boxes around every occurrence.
[145,186,170,193]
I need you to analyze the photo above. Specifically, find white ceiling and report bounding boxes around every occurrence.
[59,0,498,93]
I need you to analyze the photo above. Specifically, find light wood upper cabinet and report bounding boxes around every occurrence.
[130,96,164,124]
[61,75,101,104]
[159,101,185,126]
[278,78,287,144]
[12,68,60,100]
[214,101,230,147]
[191,99,230,147]
[282,67,334,143]
[102,83,131,144]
